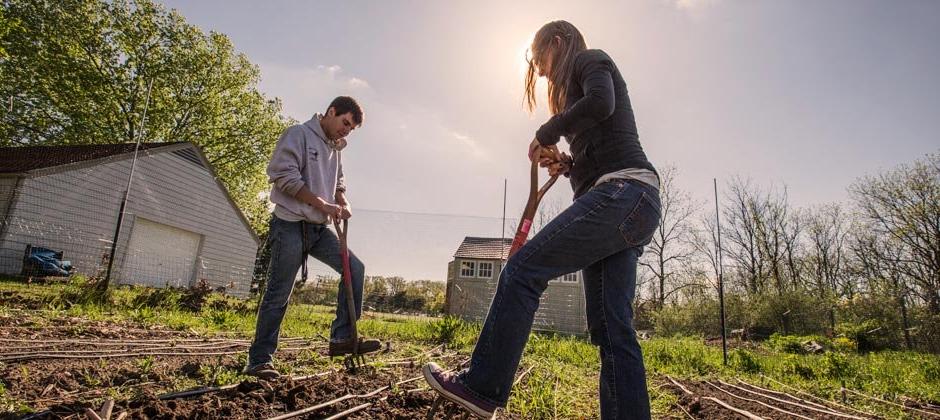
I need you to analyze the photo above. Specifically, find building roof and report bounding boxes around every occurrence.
[0,141,260,244]
[0,142,184,174]
[454,237,512,260]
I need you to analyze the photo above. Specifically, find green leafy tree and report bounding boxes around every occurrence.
[0,0,289,233]
[851,152,940,315]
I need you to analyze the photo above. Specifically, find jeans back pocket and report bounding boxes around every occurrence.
[618,190,662,248]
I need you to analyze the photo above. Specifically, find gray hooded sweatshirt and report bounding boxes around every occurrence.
[266,114,346,224]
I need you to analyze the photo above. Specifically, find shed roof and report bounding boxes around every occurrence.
[454,237,512,260]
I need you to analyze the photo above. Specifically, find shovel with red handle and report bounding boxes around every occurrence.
[508,148,570,257]
[425,148,570,419]
[332,218,366,371]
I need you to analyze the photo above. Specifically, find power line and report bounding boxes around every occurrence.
[355,207,510,221]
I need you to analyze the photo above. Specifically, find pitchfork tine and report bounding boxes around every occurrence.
[426,396,444,419]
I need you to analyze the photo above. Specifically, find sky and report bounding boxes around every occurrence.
[157,0,940,281]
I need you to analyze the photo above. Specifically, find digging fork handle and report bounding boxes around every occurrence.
[333,219,358,354]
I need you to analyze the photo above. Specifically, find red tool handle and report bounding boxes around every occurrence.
[508,158,560,257]
[333,218,358,354]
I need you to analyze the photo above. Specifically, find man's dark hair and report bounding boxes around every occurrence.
[328,96,364,126]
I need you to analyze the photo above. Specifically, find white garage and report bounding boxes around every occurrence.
[0,142,260,296]
[121,218,203,288]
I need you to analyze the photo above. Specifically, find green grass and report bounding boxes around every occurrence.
[1,277,937,419]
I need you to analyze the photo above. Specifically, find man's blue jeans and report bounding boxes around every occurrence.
[460,179,661,420]
[248,216,365,367]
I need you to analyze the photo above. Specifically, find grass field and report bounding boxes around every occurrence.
[0,277,937,419]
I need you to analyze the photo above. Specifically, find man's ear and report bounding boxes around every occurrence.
[326,106,336,117]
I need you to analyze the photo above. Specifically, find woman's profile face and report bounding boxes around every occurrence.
[532,45,554,77]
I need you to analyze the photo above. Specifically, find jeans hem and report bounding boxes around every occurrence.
[459,373,508,408]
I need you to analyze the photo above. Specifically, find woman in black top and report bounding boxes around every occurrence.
[424,20,660,420]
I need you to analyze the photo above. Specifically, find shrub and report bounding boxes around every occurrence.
[425,316,464,345]
[54,275,111,307]
[131,286,181,309]
[767,333,807,354]
[179,279,214,312]
[836,320,896,353]
[782,355,817,379]
[823,351,853,380]
[730,349,761,374]
[832,336,856,353]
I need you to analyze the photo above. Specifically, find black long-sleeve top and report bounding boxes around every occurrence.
[535,49,657,198]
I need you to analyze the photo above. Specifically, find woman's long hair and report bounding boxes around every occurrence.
[524,20,588,115]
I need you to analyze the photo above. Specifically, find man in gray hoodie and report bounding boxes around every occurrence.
[246,96,380,380]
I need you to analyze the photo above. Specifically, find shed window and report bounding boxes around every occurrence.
[460,261,476,277]
[477,262,493,278]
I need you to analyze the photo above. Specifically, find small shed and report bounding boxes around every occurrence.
[445,237,587,335]
[0,142,259,296]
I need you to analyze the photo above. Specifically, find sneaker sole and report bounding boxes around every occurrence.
[422,364,494,419]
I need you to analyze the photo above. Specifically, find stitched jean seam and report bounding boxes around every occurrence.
[600,258,619,419]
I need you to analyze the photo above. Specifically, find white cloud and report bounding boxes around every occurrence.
[672,0,719,12]
[348,77,370,89]
[317,64,342,75]
[451,131,485,158]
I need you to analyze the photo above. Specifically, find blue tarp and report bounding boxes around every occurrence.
[23,246,72,277]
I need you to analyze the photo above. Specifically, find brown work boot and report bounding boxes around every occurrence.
[243,362,280,380]
[328,337,383,357]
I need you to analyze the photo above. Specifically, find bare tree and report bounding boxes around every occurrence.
[752,185,791,294]
[805,203,850,331]
[723,177,767,294]
[691,213,722,289]
[781,205,805,287]
[639,165,702,307]
[850,152,940,315]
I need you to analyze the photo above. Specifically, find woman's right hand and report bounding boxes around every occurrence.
[546,152,572,177]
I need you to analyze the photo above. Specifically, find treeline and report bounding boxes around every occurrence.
[291,275,445,316]
[635,153,940,353]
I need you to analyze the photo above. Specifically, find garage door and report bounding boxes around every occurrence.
[121,217,201,288]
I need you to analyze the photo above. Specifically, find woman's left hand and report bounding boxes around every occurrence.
[528,138,541,162]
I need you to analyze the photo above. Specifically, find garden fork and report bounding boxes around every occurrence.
[333,219,367,372]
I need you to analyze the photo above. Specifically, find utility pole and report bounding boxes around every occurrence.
[102,79,154,289]
[714,178,728,366]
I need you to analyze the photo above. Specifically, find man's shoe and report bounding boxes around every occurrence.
[423,362,497,419]
[328,337,382,357]
[243,362,280,380]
